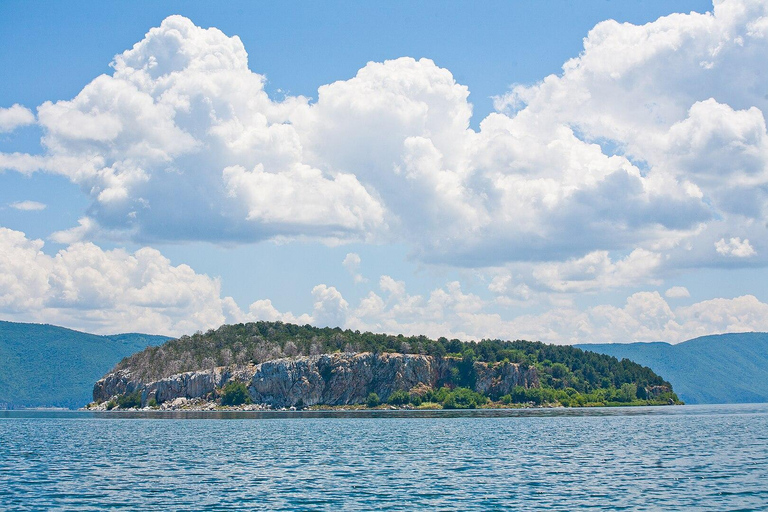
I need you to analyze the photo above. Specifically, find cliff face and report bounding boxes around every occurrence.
[93,352,539,407]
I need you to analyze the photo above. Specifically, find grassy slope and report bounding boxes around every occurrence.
[577,332,768,404]
[0,320,169,408]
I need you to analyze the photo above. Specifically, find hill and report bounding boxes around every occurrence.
[576,332,768,404]
[98,321,679,408]
[0,320,170,408]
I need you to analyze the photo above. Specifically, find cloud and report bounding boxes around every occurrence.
[236,275,768,344]
[0,227,235,335]
[0,104,35,132]
[530,249,663,293]
[1,3,767,288]
[586,292,768,343]
[3,225,765,343]
[9,201,46,211]
[11,15,384,245]
[49,217,98,244]
[342,252,366,283]
[665,286,691,298]
[715,237,757,257]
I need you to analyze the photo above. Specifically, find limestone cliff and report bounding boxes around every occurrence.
[93,352,539,408]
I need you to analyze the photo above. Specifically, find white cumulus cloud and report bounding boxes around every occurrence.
[342,252,366,283]
[0,2,766,290]
[0,227,235,335]
[0,104,35,132]
[665,286,691,298]
[715,236,757,257]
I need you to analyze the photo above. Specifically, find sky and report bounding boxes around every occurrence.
[2,0,768,344]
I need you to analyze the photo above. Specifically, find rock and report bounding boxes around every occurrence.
[92,352,539,408]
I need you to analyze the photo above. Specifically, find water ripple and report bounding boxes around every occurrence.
[1,404,767,510]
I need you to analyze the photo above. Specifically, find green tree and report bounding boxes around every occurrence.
[619,383,637,402]
[366,392,380,408]
[116,391,142,409]
[387,390,410,406]
[220,381,251,406]
[442,387,488,409]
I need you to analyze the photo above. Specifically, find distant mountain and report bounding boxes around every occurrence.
[0,320,170,408]
[576,333,768,404]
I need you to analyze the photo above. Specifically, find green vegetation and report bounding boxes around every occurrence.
[219,381,251,406]
[366,392,380,407]
[115,390,142,409]
[105,321,682,408]
[0,320,170,408]
[498,385,679,407]
[440,387,488,409]
[387,390,411,406]
[369,387,488,409]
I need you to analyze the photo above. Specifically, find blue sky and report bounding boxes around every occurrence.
[2,0,767,343]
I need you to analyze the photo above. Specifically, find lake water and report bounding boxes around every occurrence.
[1,404,767,510]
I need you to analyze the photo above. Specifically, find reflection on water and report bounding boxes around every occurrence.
[1,403,767,510]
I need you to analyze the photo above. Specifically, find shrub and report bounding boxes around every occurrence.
[116,391,142,409]
[366,392,381,408]
[441,387,488,409]
[220,381,251,406]
[423,385,451,404]
[147,397,158,408]
[387,390,410,406]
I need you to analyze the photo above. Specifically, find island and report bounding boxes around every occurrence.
[87,321,681,411]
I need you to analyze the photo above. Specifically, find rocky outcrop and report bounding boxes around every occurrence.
[93,352,539,408]
[93,365,257,405]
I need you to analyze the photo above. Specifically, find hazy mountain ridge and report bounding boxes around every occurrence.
[577,332,768,404]
[0,320,170,408]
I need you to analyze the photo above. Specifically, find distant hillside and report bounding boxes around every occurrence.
[577,332,768,404]
[0,321,170,408]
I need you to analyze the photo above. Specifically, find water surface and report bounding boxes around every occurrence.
[1,404,767,510]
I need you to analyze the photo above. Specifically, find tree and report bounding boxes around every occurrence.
[619,383,637,402]
[366,392,380,408]
[387,390,410,406]
[442,388,488,409]
[220,381,251,406]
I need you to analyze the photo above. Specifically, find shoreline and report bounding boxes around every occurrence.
[82,396,678,413]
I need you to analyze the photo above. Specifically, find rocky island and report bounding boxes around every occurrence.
[87,321,681,410]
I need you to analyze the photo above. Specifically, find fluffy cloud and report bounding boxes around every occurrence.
[0,227,234,335]
[492,0,768,264]
[715,236,757,257]
[342,252,366,283]
[6,16,385,245]
[231,274,768,344]
[0,104,35,132]
[530,249,663,293]
[3,224,765,343]
[1,2,767,287]
[9,201,46,211]
[665,286,691,298]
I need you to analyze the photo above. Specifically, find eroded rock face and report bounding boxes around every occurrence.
[250,353,451,407]
[93,352,538,407]
[92,369,143,401]
[474,361,539,397]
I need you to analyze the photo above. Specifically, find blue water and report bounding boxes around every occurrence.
[2,404,767,510]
